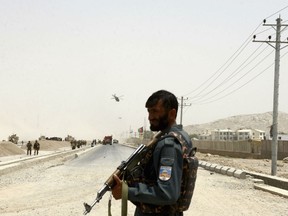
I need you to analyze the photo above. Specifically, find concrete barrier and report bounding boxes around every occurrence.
[246,171,288,190]
[227,168,236,176]
[196,160,288,198]
[215,165,223,173]
[209,163,217,172]
[234,169,246,179]
[220,166,230,175]
[205,163,212,170]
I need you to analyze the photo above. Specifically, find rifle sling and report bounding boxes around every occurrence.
[121,180,128,216]
[108,193,112,216]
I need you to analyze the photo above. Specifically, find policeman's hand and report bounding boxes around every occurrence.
[112,174,122,200]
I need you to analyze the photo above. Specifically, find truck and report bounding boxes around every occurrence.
[102,135,113,145]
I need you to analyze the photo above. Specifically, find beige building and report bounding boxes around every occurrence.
[211,129,235,141]
[252,129,266,140]
[199,133,212,141]
[200,128,266,141]
[236,129,252,140]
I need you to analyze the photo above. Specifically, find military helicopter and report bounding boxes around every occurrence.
[111,94,123,102]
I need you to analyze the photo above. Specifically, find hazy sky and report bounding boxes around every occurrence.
[1,1,288,141]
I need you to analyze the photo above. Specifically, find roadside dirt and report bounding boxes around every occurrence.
[196,152,288,179]
[0,142,25,156]
[0,141,71,157]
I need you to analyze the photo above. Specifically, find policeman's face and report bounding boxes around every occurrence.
[147,100,170,131]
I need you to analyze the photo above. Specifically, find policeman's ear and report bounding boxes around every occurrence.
[168,108,177,120]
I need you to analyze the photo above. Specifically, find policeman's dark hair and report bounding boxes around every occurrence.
[145,90,178,116]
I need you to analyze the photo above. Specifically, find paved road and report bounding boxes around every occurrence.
[0,144,287,216]
[79,144,288,216]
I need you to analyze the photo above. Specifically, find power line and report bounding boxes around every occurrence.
[179,8,288,128]
[191,48,275,104]
[183,5,288,101]
[186,24,286,105]
[264,5,288,20]
[189,43,270,102]
[193,58,275,105]
[190,47,288,105]
[253,17,288,176]
[183,21,263,98]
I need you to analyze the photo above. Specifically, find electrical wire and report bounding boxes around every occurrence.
[195,64,273,105]
[183,5,288,104]
[191,49,275,104]
[183,21,264,97]
[194,48,288,105]
[189,43,269,101]
[183,23,262,96]
[264,5,288,20]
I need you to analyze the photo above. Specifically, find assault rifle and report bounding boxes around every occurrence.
[83,131,163,215]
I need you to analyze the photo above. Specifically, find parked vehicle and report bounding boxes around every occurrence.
[103,136,113,145]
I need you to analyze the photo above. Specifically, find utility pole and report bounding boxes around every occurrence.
[178,96,191,128]
[253,17,288,176]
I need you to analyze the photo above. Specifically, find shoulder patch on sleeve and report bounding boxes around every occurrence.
[159,166,172,181]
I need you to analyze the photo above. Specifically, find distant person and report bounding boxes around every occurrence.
[33,140,40,155]
[26,141,32,155]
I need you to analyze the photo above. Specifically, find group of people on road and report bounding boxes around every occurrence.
[26,140,40,155]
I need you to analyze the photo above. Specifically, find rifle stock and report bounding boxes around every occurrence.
[83,131,162,215]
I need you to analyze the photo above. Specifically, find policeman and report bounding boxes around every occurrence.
[112,90,194,216]
[33,140,40,155]
[26,141,32,155]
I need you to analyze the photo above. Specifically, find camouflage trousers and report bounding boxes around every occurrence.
[134,208,183,216]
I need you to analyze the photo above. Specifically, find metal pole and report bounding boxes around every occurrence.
[180,96,183,126]
[271,17,281,176]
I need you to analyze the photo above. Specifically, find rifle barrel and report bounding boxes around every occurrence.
[83,184,110,215]
[82,131,163,214]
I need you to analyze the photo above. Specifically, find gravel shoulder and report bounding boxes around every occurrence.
[196,152,288,179]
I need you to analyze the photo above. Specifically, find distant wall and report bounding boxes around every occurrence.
[260,140,288,160]
[193,140,288,160]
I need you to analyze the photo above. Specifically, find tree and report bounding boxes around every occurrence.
[39,135,46,140]
[65,135,75,142]
[189,134,199,140]
[8,134,19,144]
